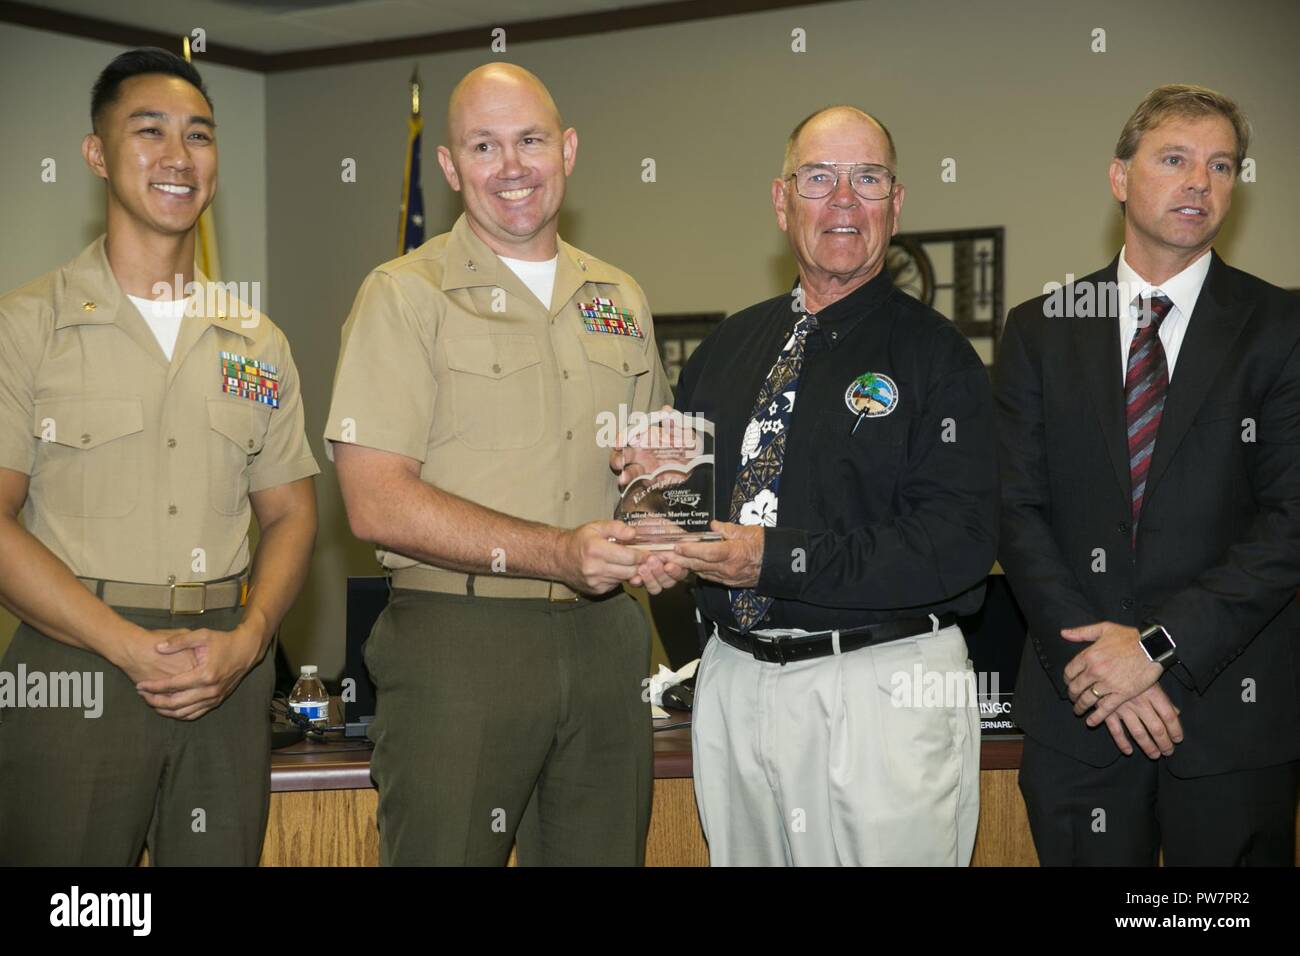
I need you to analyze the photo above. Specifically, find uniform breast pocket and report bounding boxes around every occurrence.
[580,335,650,415]
[444,334,545,450]
[31,396,144,517]
[206,398,271,515]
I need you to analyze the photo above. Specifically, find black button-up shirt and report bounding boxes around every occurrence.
[675,269,998,631]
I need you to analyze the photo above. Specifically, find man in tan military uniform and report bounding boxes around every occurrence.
[0,49,318,865]
[326,63,673,865]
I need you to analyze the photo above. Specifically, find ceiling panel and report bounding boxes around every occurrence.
[201,16,355,53]
[12,0,647,54]
[284,1,476,41]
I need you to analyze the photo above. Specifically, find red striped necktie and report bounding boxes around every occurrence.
[1125,294,1173,537]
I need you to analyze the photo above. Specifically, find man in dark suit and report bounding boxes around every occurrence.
[996,84,1300,866]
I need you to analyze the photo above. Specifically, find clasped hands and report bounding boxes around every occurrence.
[573,406,764,596]
[1061,621,1182,760]
[117,610,270,721]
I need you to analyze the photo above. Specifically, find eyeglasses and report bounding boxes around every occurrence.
[787,163,896,201]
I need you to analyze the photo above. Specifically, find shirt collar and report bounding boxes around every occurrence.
[440,213,623,293]
[54,234,260,341]
[55,237,122,330]
[796,266,895,338]
[1117,244,1212,319]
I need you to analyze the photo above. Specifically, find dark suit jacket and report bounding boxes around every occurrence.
[996,251,1300,775]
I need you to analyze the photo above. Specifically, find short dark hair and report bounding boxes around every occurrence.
[90,47,212,131]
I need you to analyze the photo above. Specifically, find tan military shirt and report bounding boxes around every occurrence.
[324,214,672,572]
[0,236,319,585]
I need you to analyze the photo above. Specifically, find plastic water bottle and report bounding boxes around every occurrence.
[289,665,329,727]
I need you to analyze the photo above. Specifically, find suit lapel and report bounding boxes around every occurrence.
[1070,259,1131,502]
[1144,251,1250,504]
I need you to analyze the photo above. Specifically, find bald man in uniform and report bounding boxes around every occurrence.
[325,64,674,866]
[0,48,318,865]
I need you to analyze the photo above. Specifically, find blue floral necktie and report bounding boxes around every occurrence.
[727,312,818,632]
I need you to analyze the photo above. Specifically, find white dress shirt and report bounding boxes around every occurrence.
[1116,246,1212,382]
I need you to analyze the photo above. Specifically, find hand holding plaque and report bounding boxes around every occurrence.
[614,410,720,549]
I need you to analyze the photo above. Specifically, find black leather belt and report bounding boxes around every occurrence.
[712,613,958,665]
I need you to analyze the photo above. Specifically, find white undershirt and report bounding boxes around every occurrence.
[498,255,559,310]
[1116,246,1212,381]
[127,294,191,360]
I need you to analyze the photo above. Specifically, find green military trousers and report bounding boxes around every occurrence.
[364,587,653,866]
[0,605,274,865]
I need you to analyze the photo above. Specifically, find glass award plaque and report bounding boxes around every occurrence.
[614,412,721,550]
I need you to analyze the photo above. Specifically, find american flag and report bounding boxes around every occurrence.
[398,66,425,256]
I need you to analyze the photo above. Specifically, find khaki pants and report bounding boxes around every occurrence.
[692,623,980,866]
[0,606,274,865]
[364,588,652,866]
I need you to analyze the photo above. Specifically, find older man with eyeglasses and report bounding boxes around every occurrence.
[614,105,998,865]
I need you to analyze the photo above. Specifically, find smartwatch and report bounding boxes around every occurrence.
[1138,621,1178,670]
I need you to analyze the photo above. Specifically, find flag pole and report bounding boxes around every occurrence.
[397,66,424,255]
[183,36,220,280]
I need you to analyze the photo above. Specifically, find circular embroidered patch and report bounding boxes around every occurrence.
[844,372,899,418]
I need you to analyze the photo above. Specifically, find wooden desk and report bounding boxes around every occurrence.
[261,726,1042,866]
[264,726,1300,866]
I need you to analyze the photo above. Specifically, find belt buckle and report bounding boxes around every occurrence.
[548,581,580,603]
[751,632,786,665]
[170,582,206,615]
